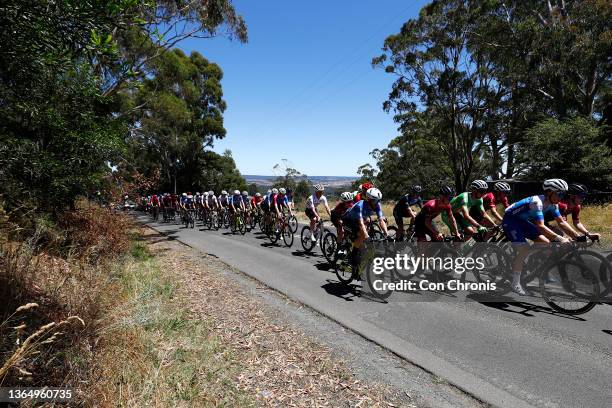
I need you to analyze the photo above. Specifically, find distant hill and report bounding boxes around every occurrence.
[244,175,357,188]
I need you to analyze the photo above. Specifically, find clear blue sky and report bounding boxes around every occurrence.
[179,0,429,177]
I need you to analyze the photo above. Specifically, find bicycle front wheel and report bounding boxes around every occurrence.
[288,215,298,233]
[322,231,337,264]
[282,224,294,247]
[300,226,316,252]
[540,259,599,315]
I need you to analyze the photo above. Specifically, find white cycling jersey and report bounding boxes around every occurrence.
[305,193,328,210]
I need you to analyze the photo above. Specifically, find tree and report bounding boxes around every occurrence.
[198,150,247,193]
[517,117,612,189]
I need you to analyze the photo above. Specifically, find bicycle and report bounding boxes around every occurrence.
[229,209,247,235]
[473,238,601,315]
[267,212,294,246]
[300,218,331,253]
[182,208,195,229]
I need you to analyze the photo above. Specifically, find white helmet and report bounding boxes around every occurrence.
[366,188,382,200]
[272,188,279,194]
[255,192,261,197]
[182,193,187,197]
[469,180,488,191]
[242,191,248,196]
[204,191,209,196]
[279,188,286,194]
[208,190,214,195]
[187,195,193,199]
[314,183,324,192]
[543,178,568,193]
[221,190,228,195]
[196,192,200,195]
[494,181,511,192]
[234,189,240,195]
[340,192,354,202]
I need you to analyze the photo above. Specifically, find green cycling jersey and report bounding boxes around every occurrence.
[450,192,484,214]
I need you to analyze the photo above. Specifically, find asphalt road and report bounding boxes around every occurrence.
[138,214,612,408]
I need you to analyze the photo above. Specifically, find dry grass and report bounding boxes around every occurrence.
[143,228,410,407]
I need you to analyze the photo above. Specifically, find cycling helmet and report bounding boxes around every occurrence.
[340,192,354,202]
[366,187,382,200]
[494,181,511,192]
[314,184,324,192]
[410,185,423,194]
[361,182,373,191]
[196,192,200,195]
[542,178,568,192]
[469,180,489,192]
[568,183,588,195]
[279,188,286,194]
[182,193,187,197]
[440,185,455,196]
[204,191,209,196]
[221,190,228,195]
[208,190,214,195]
[187,195,193,199]
[233,189,240,195]
[272,188,279,194]
[242,191,248,196]
[255,193,261,197]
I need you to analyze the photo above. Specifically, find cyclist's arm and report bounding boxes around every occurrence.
[555,216,581,240]
[533,219,570,242]
[459,205,482,228]
[489,206,504,224]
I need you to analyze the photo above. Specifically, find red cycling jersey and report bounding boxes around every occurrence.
[331,201,354,217]
[151,195,160,205]
[558,199,581,222]
[481,192,509,210]
[250,196,263,207]
[419,199,453,220]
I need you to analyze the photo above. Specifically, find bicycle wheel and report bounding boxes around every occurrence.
[300,226,316,252]
[334,249,354,284]
[322,231,337,264]
[540,259,599,315]
[268,220,279,244]
[471,244,512,286]
[282,224,294,247]
[363,259,393,300]
[238,215,246,235]
[288,215,298,233]
[230,215,238,233]
[386,225,398,241]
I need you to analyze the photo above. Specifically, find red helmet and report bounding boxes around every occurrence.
[361,182,373,191]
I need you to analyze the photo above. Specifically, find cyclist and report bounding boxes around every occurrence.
[330,192,355,244]
[502,178,583,294]
[392,185,424,240]
[229,189,245,221]
[341,188,388,262]
[470,181,511,224]
[218,190,229,209]
[150,194,160,220]
[442,180,495,240]
[414,185,460,242]
[272,188,293,234]
[544,183,600,240]
[205,190,218,211]
[250,192,263,209]
[305,184,332,243]
[353,182,373,203]
[286,188,294,210]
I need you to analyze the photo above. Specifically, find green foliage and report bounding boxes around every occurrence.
[518,117,612,189]
[199,151,247,194]
[372,0,611,190]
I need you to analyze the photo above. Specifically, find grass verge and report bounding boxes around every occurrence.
[90,239,254,407]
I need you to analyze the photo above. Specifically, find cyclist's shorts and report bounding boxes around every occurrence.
[442,211,471,231]
[330,210,342,227]
[305,207,317,219]
[502,214,540,243]
[414,214,436,239]
[392,206,414,226]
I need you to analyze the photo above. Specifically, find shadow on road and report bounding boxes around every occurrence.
[469,294,587,321]
[314,262,333,272]
[602,329,612,336]
[322,280,359,301]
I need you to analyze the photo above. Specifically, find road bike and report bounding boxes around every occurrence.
[229,209,247,235]
[300,218,331,253]
[266,212,294,246]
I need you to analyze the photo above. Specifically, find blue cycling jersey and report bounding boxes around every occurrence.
[229,194,242,205]
[343,200,383,222]
[505,195,561,222]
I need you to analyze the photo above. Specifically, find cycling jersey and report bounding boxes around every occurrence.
[241,196,250,206]
[450,192,484,214]
[218,195,228,206]
[414,199,453,239]
[275,194,289,207]
[393,194,422,219]
[481,192,509,210]
[229,194,242,206]
[505,195,561,223]
[353,193,363,203]
[151,195,160,205]
[250,196,263,207]
[503,195,561,243]
[544,199,580,223]
[342,200,383,223]
[305,193,328,210]
[207,195,217,206]
[419,199,453,220]
[331,201,354,226]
